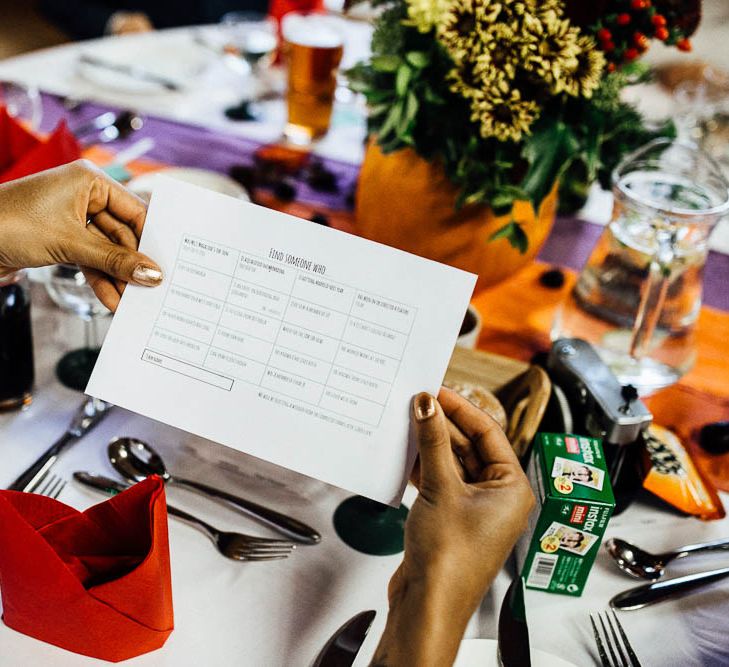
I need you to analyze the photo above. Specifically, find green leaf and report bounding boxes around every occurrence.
[405,51,430,68]
[348,78,370,93]
[395,64,412,97]
[378,102,402,140]
[396,95,416,136]
[371,55,401,73]
[403,91,418,125]
[423,86,446,105]
[368,103,391,117]
[521,121,579,209]
[489,221,528,254]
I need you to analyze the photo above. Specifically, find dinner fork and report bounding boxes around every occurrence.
[31,472,67,499]
[73,472,295,562]
[171,504,296,561]
[590,610,643,667]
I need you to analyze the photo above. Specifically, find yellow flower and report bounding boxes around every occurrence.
[437,0,486,63]
[472,89,540,142]
[560,35,606,98]
[531,10,581,91]
[405,0,450,33]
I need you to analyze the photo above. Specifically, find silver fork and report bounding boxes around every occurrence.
[30,472,67,499]
[590,610,643,667]
[169,505,295,561]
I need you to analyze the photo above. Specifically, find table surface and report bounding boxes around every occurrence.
[2,26,729,667]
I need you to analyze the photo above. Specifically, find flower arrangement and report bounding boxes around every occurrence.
[349,0,699,250]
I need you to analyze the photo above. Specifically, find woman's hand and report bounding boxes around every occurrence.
[0,160,162,311]
[372,388,534,667]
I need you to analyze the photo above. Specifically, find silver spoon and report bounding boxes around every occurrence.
[107,437,320,545]
[605,536,729,580]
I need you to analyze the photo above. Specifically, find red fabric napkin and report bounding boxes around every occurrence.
[0,106,81,184]
[0,476,174,662]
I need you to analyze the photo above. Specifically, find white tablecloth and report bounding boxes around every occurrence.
[2,287,729,667]
[2,27,729,666]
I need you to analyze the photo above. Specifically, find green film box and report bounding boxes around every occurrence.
[517,433,615,596]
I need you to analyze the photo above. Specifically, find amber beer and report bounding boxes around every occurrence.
[282,13,343,143]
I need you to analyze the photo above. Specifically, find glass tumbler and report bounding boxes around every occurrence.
[552,139,729,395]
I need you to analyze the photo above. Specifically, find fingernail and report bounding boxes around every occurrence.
[414,393,436,422]
[132,265,163,286]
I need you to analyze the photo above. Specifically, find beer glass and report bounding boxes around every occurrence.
[281,12,343,145]
[552,139,729,395]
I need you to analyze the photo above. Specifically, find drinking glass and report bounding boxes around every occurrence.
[281,12,343,145]
[552,139,729,395]
[0,81,42,130]
[673,70,729,177]
[45,265,110,391]
[221,11,278,74]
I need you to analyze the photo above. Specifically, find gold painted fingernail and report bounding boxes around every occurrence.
[414,393,436,422]
[132,265,163,286]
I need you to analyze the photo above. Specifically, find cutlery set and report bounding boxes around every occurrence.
[10,397,319,562]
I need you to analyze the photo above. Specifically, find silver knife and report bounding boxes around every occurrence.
[497,577,531,667]
[79,54,181,91]
[611,566,729,610]
[7,398,113,492]
[313,610,376,667]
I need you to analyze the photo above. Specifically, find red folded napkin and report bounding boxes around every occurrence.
[0,105,81,184]
[0,476,174,662]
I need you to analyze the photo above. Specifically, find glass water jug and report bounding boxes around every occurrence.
[552,139,729,395]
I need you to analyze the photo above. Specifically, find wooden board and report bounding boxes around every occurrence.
[445,347,552,458]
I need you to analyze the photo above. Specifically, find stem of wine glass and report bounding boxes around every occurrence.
[83,315,101,350]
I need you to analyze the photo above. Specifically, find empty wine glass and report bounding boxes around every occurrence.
[45,265,110,391]
[221,11,278,73]
[0,81,42,130]
[220,11,279,120]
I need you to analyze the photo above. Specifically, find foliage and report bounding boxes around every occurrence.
[348,0,682,250]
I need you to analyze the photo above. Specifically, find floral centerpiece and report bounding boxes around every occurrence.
[349,0,700,288]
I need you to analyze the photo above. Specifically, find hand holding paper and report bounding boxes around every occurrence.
[87,179,476,504]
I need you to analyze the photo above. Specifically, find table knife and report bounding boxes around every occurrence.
[611,566,729,610]
[313,610,376,667]
[497,577,531,667]
[7,398,113,492]
[79,54,181,91]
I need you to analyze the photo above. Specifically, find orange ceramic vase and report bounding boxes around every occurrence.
[355,141,559,293]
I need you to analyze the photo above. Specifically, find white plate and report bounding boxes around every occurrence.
[454,639,579,667]
[77,37,211,95]
[128,168,250,202]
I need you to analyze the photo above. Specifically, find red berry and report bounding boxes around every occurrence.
[677,38,692,52]
[624,47,639,61]
[631,0,650,8]
[597,28,612,42]
[603,40,616,52]
[655,26,669,40]
[652,14,667,27]
[633,31,649,48]
[607,62,616,73]
[617,13,631,25]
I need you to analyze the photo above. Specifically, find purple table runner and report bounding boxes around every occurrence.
[39,94,729,312]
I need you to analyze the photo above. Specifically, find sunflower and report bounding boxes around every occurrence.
[560,35,605,97]
[447,52,506,101]
[472,89,540,142]
[437,0,490,63]
[530,9,581,92]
